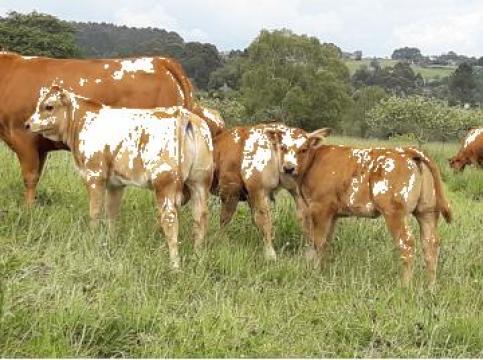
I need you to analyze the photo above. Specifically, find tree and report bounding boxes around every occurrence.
[240,29,351,130]
[0,11,80,58]
[448,63,476,105]
[341,86,388,137]
[367,95,481,143]
[391,47,423,62]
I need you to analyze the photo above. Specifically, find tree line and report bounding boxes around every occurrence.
[1,11,482,141]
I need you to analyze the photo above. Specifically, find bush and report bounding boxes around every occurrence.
[366,95,482,143]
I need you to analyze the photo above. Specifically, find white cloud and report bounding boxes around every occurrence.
[392,10,483,56]
[114,4,209,43]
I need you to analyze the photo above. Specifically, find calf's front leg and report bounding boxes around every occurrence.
[86,178,106,228]
[249,189,276,260]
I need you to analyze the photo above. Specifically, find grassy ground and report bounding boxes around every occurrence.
[344,59,456,80]
[0,137,481,357]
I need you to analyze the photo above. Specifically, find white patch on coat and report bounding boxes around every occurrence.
[463,128,483,148]
[373,179,389,195]
[352,149,371,164]
[104,64,110,70]
[78,108,179,185]
[383,158,396,173]
[112,58,154,80]
[241,128,273,178]
[232,129,241,143]
[79,78,87,87]
[95,78,102,84]
[400,173,416,201]
[22,56,38,60]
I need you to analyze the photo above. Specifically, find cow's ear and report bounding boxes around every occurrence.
[307,128,331,149]
[265,129,282,147]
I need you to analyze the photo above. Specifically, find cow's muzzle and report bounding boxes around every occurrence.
[283,165,295,175]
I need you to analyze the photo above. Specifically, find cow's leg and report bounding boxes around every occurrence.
[289,189,310,244]
[155,184,180,269]
[106,186,125,230]
[249,189,276,260]
[220,192,239,227]
[416,212,441,287]
[308,204,336,268]
[187,182,209,251]
[86,179,106,228]
[383,212,416,287]
[9,134,44,206]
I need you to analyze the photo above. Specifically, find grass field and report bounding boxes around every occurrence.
[0,137,482,357]
[344,59,456,80]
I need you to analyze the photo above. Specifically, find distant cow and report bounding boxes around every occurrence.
[449,127,483,171]
[0,52,223,205]
[212,123,311,259]
[268,129,452,286]
[25,86,213,269]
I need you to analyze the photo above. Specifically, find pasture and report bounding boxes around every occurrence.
[0,137,482,357]
[344,59,457,80]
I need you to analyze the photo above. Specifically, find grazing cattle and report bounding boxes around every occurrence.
[268,129,452,286]
[0,52,223,205]
[25,86,213,269]
[449,127,483,172]
[212,123,310,259]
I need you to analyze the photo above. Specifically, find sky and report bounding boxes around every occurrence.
[1,0,483,57]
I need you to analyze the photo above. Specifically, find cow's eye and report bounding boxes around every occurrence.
[45,105,54,111]
[300,147,308,153]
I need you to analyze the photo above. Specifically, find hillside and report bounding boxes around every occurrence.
[71,22,222,90]
[345,59,456,80]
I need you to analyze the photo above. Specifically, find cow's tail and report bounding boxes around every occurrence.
[162,58,195,110]
[405,148,452,223]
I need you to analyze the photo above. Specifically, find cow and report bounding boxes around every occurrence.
[25,85,214,269]
[212,123,311,260]
[0,51,223,205]
[267,128,452,286]
[449,127,483,172]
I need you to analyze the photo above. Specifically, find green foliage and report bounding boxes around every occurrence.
[208,51,247,91]
[71,22,222,90]
[0,11,80,58]
[240,29,351,130]
[352,60,423,96]
[341,86,388,137]
[197,92,247,127]
[367,95,483,143]
[391,47,423,62]
[448,63,477,105]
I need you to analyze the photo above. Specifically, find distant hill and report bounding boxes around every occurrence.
[71,22,222,90]
[344,58,456,80]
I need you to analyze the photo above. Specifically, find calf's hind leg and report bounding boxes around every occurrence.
[249,189,276,260]
[383,212,416,287]
[155,183,180,269]
[416,211,441,286]
[106,186,125,230]
[308,204,336,268]
[187,181,209,251]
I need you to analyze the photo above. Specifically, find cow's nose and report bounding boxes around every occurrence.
[25,123,31,130]
[284,166,295,174]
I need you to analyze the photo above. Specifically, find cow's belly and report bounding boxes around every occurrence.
[339,199,379,218]
[109,173,151,188]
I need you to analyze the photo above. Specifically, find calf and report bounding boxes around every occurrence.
[268,129,452,286]
[213,123,311,259]
[25,85,213,269]
[449,127,483,171]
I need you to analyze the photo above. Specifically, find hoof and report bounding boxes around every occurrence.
[264,247,277,261]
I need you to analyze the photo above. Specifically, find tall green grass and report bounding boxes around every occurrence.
[0,138,481,357]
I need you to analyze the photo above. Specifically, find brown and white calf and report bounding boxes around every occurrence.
[268,129,452,286]
[25,85,213,269]
[449,127,483,172]
[212,123,311,259]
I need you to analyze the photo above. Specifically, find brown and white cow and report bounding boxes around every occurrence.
[268,129,452,286]
[449,127,483,172]
[0,52,223,205]
[25,86,213,269]
[212,123,311,259]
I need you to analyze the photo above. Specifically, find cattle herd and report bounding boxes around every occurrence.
[1,52,482,286]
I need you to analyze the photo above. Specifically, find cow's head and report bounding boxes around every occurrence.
[25,85,72,142]
[448,156,467,172]
[266,126,332,177]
